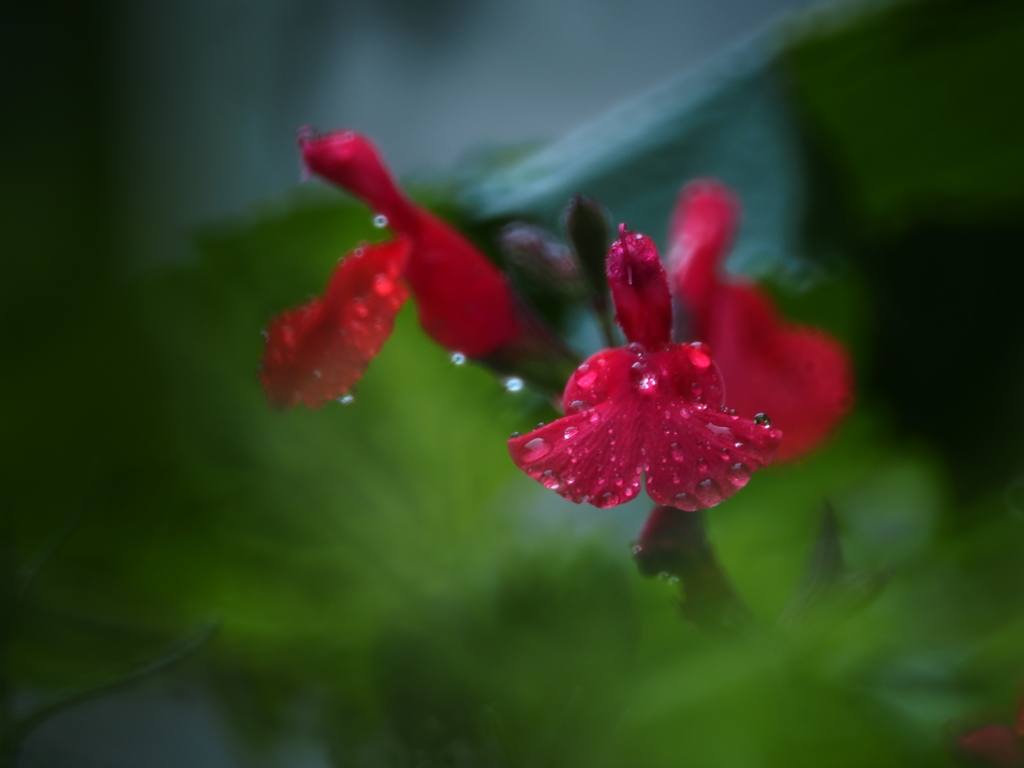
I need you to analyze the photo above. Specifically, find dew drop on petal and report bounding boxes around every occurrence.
[540,470,562,490]
[337,394,355,405]
[754,412,772,427]
[521,437,551,462]
[563,426,578,439]
[695,478,723,507]
[576,369,597,389]
[510,431,521,438]
[672,492,699,512]
[567,400,591,413]
[588,411,601,424]
[670,443,685,463]
[599,491,620,507]
[686,344,712,369]
[727,462,751,488]
[503,377,525,392]
[450,351,466,365]
[373,273,394,296]
[373,214,389,228]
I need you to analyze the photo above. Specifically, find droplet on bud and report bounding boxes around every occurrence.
[754,413,772,427]
[373,214,389,228]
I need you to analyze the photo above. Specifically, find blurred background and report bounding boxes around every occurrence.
[4,0,1024,765]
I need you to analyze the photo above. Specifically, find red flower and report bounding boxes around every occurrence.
[952,694,1024,767]
[261,130,524,408]
[956,725,1023,767]
[300,130,520,357]
[668,181,853,462]
[508,228,782,510]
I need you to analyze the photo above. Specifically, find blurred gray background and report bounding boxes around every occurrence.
[114,0,822,266]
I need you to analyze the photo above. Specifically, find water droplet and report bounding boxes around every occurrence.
[588,411,601,424]
[695,478,723,506]
[521,437,551,462]
[727,463,751,488]
[337,394,355,406]
[576,369,597,389]
[624,487,635,498]
[672,492,699,511]
[373,273,394,296]
[598,491,620,507]
[638,373,658,390]
[540,470,562,490]
[670,444,685,463]
[567,400,591,413]
[510,431,521,438]
[563,426,578,439]
[450,352,466,365]
[686,344,712,369]
[373,214,389,228]
[535,422,546,429]
[503,377,525,392]
[754,413,771,426]
[312,369,322,378]
[353,302,369,319]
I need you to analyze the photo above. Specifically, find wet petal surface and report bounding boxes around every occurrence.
[260,239,410,409]
[509,343,781,510]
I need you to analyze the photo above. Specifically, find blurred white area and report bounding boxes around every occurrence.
[113,0,824,265]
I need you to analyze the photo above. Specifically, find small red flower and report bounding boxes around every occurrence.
[508,228,781,510]
[261,129,526,408]
[668,181,853,462]
[299,130,520,357]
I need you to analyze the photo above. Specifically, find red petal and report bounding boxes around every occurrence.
[260,239,410,409]
[508,344,781,510]
[299,129,520,358]
[607,228,672,350]
[956,725,1024,767]
[402,210,521,357]
[705,283,853,463]
[668,180,738,329]
[299,130,417,231]
[668,180,853,462]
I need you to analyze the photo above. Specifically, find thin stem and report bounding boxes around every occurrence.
[13,620,218,744]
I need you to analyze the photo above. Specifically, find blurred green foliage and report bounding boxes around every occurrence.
[4,0,1024,765]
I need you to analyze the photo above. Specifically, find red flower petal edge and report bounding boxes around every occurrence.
[955,725,1023,767]
[260,238,410,409]
[508,342,782,510]
[669,180,853,463]
[701,283,853,463]
[299,129,520,358]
